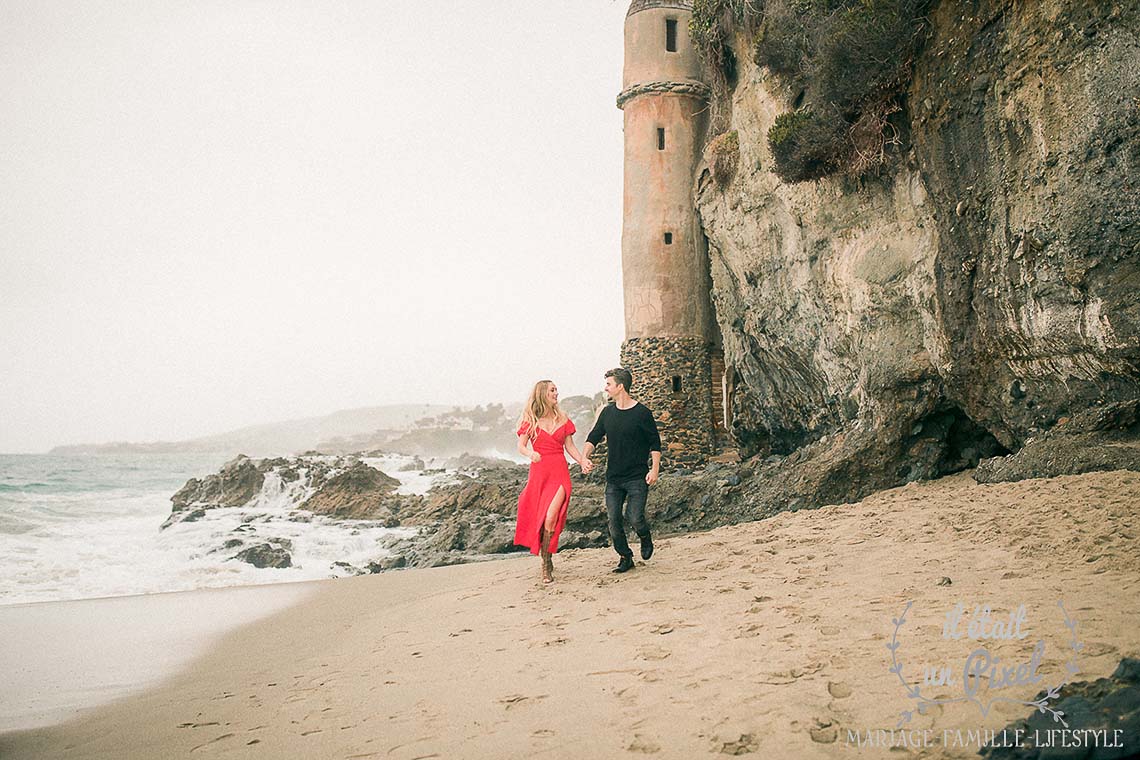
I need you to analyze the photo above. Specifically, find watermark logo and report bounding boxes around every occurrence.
[887,599,1082,728]
[843,601,1129,752]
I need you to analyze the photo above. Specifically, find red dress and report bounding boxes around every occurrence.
[515,418,576,554]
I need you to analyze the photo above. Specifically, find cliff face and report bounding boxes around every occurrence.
[696,0,1139,496]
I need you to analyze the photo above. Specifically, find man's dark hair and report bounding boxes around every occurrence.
[605,367,634,392]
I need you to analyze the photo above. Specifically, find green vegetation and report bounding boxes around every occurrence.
[767,111,845,182]
[691,0,933,183]
[689,0,761,74]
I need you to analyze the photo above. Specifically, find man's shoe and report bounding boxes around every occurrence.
[640,536,654,561]
[612,555,634,573]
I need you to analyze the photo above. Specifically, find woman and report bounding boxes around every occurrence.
[515,380,587,583]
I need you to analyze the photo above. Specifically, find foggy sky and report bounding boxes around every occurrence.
[0,1,632,452]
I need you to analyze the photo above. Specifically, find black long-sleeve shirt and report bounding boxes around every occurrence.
[586,402,662,483]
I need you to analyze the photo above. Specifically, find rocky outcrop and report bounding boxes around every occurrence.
[164,453,780,572]
[694,0,1139,501]
[980,657,1140,760]
[163,455,415,530]
[232,539,293,569]
[300,461,400,520]
[976,399,1140,483]
[170,455,264,517]
[911,1,1140,448]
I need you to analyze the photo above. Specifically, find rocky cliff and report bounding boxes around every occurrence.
[694,0,1139,505]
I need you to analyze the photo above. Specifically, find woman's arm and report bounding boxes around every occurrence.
[563,434,585,467]
[518,433,541,463]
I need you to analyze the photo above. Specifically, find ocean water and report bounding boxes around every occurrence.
[0,453,451,606]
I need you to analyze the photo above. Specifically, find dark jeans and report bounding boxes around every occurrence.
[605,477,651,558]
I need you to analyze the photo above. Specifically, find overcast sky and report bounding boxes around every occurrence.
[1,1,633,452]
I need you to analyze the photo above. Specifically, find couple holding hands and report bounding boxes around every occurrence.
[514,368,662,583]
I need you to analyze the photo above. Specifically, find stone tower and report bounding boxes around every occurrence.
[616,0,721,467]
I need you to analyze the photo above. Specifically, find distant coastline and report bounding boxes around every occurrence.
[46,403,459,458]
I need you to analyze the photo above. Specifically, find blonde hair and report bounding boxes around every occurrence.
[518,380,567,441]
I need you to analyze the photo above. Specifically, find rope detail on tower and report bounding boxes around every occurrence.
[616,79,712,110]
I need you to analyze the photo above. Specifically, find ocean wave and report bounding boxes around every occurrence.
[0,452,453,605]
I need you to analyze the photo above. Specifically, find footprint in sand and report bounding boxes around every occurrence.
[716,733,758,754]
[827,681,852,698]
[627,734,661,753]
[637,645,671,661]
[1082,641,1118,657]
[497,694,549,710]
[737,623,764,638]
[809,718,839,744]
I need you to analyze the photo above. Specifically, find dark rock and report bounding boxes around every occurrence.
[442,452,517,472]
[980,657,1140,760]
[364,555,407,573]
[975,400,1140,483]
[232,540,292,569]
[301,461,400,519]
[332,561,364,576]
[163,455,265,528]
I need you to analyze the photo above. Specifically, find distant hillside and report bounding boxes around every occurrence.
[49,404,452,457]
[319,395,604,458]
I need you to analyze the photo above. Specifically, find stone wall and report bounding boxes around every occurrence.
[620,336,716,468]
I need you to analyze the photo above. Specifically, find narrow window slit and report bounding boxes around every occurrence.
[672,376,683,393]
[657,128,666,150]
[664,232,673,245]
[666,19,677,52]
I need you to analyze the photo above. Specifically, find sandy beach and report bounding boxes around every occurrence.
[2,468,1138,759]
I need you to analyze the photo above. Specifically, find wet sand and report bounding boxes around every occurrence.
[2,469,1137,759]
[0,583,314,733]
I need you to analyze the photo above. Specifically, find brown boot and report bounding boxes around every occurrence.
[542,549,554,582]
[539,528,553,583]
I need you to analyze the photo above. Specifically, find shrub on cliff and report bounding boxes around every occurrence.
[812,0,932,113]
[767,110,847,182]
[690,0,762,68]
[690,1,763,130]
[694,0,933,183]
[707,130,741,186]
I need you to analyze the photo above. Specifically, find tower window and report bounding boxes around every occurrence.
[665,19,678,52]
[672,375,683,393]
[664,232,673,245]
[657,128,665,150]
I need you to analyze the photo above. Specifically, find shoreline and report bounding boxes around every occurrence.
[2,468,1138,758]
[0,581,318,733]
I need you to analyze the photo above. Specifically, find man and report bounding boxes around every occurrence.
[581,367,661,573]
